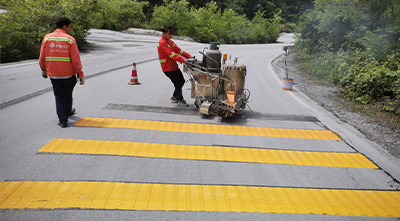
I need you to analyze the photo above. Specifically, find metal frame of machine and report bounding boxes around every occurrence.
[183,43,250,118]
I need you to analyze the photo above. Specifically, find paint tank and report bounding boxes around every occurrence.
[202,42,222,73]
[223,64,246,101]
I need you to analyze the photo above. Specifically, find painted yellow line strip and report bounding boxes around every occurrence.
[73,117,341,140]
[39,138,377,168]
[1,181,399,217]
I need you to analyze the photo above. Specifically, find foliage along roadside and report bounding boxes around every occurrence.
[150,1,281,44]
[294,0,400,115]
[0,0,95,62]
[0,0,282,63]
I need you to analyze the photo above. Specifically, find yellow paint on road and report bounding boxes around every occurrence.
[73,117,341,140]
[39,138,377,168]
[0,181,399,217]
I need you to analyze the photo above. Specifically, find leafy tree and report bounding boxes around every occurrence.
[340,50,400,106]
[151,0,281,44]
[217,8,249,44]
[282,0,313,23]
[147,0,313,25]
[190,1,220,42]
[295,0,400,112]
[0,0,309,63]
[94,0,148,31]
[0,0,96,62]
[151,0,193,35]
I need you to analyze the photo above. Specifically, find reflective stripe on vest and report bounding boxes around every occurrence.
[169,52,176,58]
[179,50,184,55]
[44,37,73,44]
[159,59,166,63]
[46,57,71,61]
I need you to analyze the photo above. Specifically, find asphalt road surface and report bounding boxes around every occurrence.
[0,30,399,220]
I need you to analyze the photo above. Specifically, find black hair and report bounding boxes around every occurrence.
[56,17,72,29]
[162,25,174,34]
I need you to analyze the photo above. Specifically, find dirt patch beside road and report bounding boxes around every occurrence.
[272,52,400,160]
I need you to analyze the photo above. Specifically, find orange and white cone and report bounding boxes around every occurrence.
[128,62,140,85]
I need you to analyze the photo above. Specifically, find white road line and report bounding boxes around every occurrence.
[0,60,38,69]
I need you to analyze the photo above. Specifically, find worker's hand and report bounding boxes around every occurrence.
[42,71,48,79]
[79,77,85,85]
[183,58,187,64]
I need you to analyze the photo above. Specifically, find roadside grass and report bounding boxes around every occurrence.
[336,94,400,132]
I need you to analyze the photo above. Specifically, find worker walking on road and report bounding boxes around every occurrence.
[157,26,192,107]
[39,17,85,128]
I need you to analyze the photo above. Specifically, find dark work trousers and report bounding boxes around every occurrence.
[163,69,185,101]
[50,76,77,123]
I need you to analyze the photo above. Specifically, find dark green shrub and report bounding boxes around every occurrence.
[216,8,249,44]
[340,51,400,107]
[189,1,219,43]
[150,0,193,36]
[295,0,400,114]
[151,0,282,44]
[0,0,96,62]
[0,0,148,62]
[280,22,297,33]
[95,0,148,31]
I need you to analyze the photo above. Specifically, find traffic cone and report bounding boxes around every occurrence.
[128,62,140,85]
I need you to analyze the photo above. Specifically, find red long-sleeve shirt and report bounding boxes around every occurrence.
[157,36,191,72]
[39,29,84,78]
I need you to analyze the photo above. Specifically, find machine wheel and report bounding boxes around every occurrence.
[194,99,203,108]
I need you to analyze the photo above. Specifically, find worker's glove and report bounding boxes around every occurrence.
[79,77,85,85]
[42,71,48,79]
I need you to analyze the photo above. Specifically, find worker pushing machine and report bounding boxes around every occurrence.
[157,26,192,107]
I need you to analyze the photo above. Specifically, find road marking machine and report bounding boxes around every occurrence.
[183,43,250,118]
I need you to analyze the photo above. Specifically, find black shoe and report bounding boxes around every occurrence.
[170,97,178,103]
[58,121,68,128]
[177,99,189,107]
[68,108,76,116]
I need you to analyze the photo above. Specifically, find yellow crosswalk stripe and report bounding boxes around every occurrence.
[39,138,377,168]
[73,117,341,140]
[0,181,399,217]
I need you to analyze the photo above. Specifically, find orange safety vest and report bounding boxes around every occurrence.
[157,36,191,72]
[39,29,84,79]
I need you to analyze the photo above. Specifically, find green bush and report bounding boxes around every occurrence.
[1,0,285,63]
[93,0,148,31]
[340,51,400,106]
[0,0,147,63]
[190,1,220,42]
[0,0,96,63]
[215,8,249,44]
[151,0,282,44]
[295,0,400,113]
[151,0,193,36]
[249,10,274,43]
[294,42,350,84]
[265,12,282,43]
[280,22,297,33]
